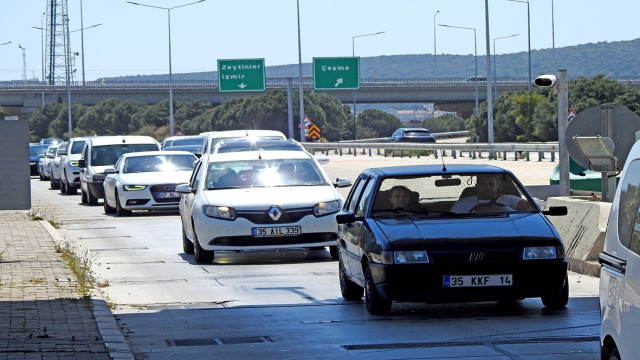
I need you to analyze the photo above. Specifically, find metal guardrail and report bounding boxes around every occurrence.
[302,141,560,162]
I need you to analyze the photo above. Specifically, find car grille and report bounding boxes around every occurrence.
[210,233,336,247]
[430,249,519,264]
[236,207,314,224]
[149,184,181,203]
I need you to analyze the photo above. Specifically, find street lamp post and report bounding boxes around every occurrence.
[296,0,304,142]
[127,0,206,137]
[17,44,26,81]
[352,31,385,140]
[433,10,439,76]
[493,34,519,98]
[507,0,531,91]
[70,23,102,84]
[439,24,478,116]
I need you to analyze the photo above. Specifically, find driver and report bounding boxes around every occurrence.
[450,174,531,213]
[388,185,421,210]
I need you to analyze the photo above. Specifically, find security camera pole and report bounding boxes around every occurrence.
[557,70,569,196]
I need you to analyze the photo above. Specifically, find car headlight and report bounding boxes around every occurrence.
[70,161,79,167]
[124,185,147,191]
[313,200,341,216]
[379,251,429,264]
[523,246,557,260]
[203,205,237,220]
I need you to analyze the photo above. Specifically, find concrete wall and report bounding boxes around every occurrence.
[545,197,611,276]
[0,120,30,209]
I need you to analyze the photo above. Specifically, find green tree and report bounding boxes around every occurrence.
[28,102,63,141]
[420,114,467,133]
[358,109,403,139]
[511,92,546,141]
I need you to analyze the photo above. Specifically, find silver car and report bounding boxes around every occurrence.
[59,137,88,195]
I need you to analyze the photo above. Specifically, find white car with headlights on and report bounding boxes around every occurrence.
[103,151,197,216]
[177,150,352,263]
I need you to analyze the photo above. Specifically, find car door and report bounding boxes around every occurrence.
[346,178,377,282]
[621,162,640,358]
[180,159,204,240]
[339,176,368,276]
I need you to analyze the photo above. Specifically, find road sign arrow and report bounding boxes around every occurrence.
[334,78,343,87]
[238,83,247,89]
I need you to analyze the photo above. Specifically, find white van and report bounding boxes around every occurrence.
[78,135,160,205]
[600,140,640,360]
[199,129,286,155]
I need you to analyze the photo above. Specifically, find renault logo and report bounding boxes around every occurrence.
[268,206,283,221]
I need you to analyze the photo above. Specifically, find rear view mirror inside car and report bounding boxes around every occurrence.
[435,178,462,187]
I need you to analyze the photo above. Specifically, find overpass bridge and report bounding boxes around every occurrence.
[1,76,639,118]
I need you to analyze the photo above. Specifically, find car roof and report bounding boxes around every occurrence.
[202,149,313,163]
[363,164,514,177]
[215,138,303,151]
[85,135,159,146]
[199,129,286,138]
[119,150,195,159]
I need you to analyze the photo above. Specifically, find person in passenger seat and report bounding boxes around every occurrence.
[388,185,420,210]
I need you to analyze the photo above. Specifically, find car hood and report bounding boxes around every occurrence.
[116,171,193,185]
[374,213,558,247]
[203,186,341,208]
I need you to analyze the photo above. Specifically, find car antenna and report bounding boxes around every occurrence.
[440,149,447,171]
[251,117,262,159]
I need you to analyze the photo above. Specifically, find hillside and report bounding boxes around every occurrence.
[105,38,640,81]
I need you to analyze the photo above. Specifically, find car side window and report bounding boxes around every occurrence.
[355,178,376,217]
[345,176,368,213]
[618,160,640,250]
[190,161,203,190]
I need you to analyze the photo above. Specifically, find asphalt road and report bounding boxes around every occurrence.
[29,154,601,360]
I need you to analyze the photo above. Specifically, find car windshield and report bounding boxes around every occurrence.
[371,172,537,217]
[45,146,58,156]
[91,144,159,166]
[217,141,302,153]
[209,136,286,153]
[205,158,325,189]
[123,154,195,173]
[30,145,49,156]
[171,137,204,146]
[70,140,86,154]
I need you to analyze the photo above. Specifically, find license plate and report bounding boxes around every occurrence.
[156,192,178,198]
[443,274,513,287]
[252,226,301,237]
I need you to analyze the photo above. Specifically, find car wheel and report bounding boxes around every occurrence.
[602,345,621,360]
[87,189,98,205]
[39,172,44,181]
[65,181,77,195]
[541,274,569,309]
[80,187,88,204]
[50,178,59,190]
[193,224,214,263]
[339,255,363,300]
[329,246,339,260]
[182,224,194,254]
[115,190,131,216]
[364,264,392,315]
[60,179,67,194]
[103,194,116,214]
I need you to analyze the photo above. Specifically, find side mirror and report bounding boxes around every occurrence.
[334,177,352,188]
[542,206,567,216]
[336,213,357,224]
[175,183,194,194]
[78,159,85,168]
[534,74,557,87]
[103,168,117,175]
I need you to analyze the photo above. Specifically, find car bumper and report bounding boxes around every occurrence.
[118,186,181,211]
[369,259,568,303]
[194,213,339,251]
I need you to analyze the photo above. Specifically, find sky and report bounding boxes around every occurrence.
[0,0,638,82]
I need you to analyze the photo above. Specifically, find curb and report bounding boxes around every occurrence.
[40,220,135,360]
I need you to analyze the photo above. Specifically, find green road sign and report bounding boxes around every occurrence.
[218,58,265,92]
[313,57,360,90]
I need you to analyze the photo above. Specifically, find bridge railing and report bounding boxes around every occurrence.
[302,141,559,162]
[0,76,638,90]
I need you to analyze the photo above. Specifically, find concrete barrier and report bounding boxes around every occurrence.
[544,197,611,277]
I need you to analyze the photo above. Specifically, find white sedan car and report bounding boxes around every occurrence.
[103,151,197,216]
[177,151,352,263]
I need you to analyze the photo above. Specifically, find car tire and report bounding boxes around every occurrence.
[115,190,131,216]
[87,187,98,206]
[329,246,339,260]
[60,179,67,194]
[339,255,363,301]
[364,265,392,315]
[193,225,214,263]
[541,274,569,309]
[602,345,621,360]
[80,187,88,204]
[65,182,77,195]
[50,178,59,190]
[103,194,116,214]
[182,225,194,254]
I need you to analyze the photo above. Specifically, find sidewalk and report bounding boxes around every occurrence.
[0,211,131,360]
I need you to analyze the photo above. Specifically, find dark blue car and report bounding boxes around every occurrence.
[29,144,50,176]
[336,164,568,314]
